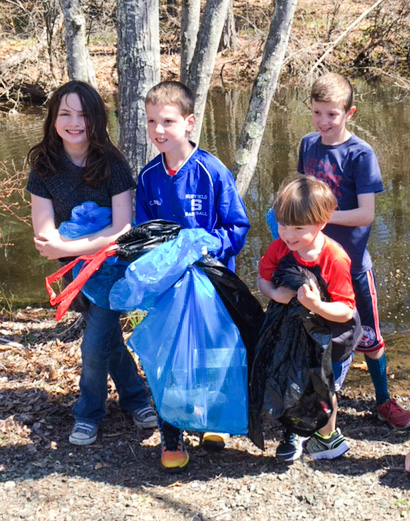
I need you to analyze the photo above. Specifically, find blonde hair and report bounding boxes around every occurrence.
[274,175,337,226]
[145,80,194,117]
[311,72,354,112]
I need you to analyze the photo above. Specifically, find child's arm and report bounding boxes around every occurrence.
[297,279,353,322]
[211,180,250,261]
[328,192,375,227]
[32,190,133,259]
[257,275,297,304]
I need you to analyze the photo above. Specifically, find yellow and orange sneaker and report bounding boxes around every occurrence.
[202,432,230,450]
[159,420,189,473]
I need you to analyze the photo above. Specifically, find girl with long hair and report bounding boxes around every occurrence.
[27,81,156,445]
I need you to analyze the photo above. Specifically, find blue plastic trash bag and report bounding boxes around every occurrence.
[58,201,126,309]
[109,228,221,312]
[127,265,249,434]
[73,256,129,309]
[59,201,112,239]
[58,201,121,309]
[266,207,279,239]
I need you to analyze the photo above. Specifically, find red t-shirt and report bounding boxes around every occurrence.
[259,234,356,309]
[167,164,177,176]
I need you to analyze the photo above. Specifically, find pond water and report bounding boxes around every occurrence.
[0,82,409,392]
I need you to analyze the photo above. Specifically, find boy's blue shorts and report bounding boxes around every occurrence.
[352,268,385,353]
[332,352,354,392]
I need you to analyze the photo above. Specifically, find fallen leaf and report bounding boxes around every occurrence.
[95,461,110,470]
[352,361,368,371]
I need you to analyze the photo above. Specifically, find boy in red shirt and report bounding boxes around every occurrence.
[258,174,360,460]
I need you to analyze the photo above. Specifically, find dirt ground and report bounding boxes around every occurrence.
[0,308,409,521]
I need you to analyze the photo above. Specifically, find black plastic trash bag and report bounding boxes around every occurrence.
[116,219,182,261]
[250,265,342,448]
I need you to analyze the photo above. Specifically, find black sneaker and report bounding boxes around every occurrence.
[276,429,308,462]
[159,419,189,473]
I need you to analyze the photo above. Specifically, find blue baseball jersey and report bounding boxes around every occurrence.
[136,145,250,271]
[298,132,384,273]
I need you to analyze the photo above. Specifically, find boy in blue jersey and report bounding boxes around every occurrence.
[136,80,250,472]
[298,72,410,439]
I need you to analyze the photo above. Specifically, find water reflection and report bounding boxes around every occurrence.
[202,85,410,336]
[0,83,409,391]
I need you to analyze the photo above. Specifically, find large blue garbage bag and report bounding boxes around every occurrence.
[109,228,221,312]
[126,265,249,434]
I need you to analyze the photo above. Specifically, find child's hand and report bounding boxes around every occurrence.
[272,285,297,304]
[34,232,69,260]
[257,275,296,304]
[297,279,322,312]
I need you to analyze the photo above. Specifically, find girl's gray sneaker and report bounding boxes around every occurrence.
[69,422,98,445]
[131,405,157,428]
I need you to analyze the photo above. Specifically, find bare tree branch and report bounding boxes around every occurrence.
[309,0,384,76]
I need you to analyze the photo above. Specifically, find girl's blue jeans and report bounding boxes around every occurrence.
[73,302,151,425]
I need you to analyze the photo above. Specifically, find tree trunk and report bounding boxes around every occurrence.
[185,0,231,142]
[180,0,201,84]
[219,0,237,52]
[234,0,298,197]
[117,0,160,177]
[59,0,97,87]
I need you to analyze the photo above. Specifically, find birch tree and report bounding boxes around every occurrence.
[219,0,237,52]
[180,0,201,83]
[59,0,97,87]
[117,0,160,175]
[184,0,231,142]
[234,0,298,197]
[116,0,297,191]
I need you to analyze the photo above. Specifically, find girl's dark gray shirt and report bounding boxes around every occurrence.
[26,154,136,226]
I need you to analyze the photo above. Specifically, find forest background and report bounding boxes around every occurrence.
[1,0,409,210]
[1,0,409,104]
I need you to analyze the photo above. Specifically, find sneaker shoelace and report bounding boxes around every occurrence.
[287,432,299,444]
[75,422,95,435]
[136,406,154,419]
[384,398,404,418]
[162,423,182,452]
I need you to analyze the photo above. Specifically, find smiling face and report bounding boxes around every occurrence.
[311,100,356,146]
[54,93,88,153]
[278,222,326,258]
[146,103,196,158]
